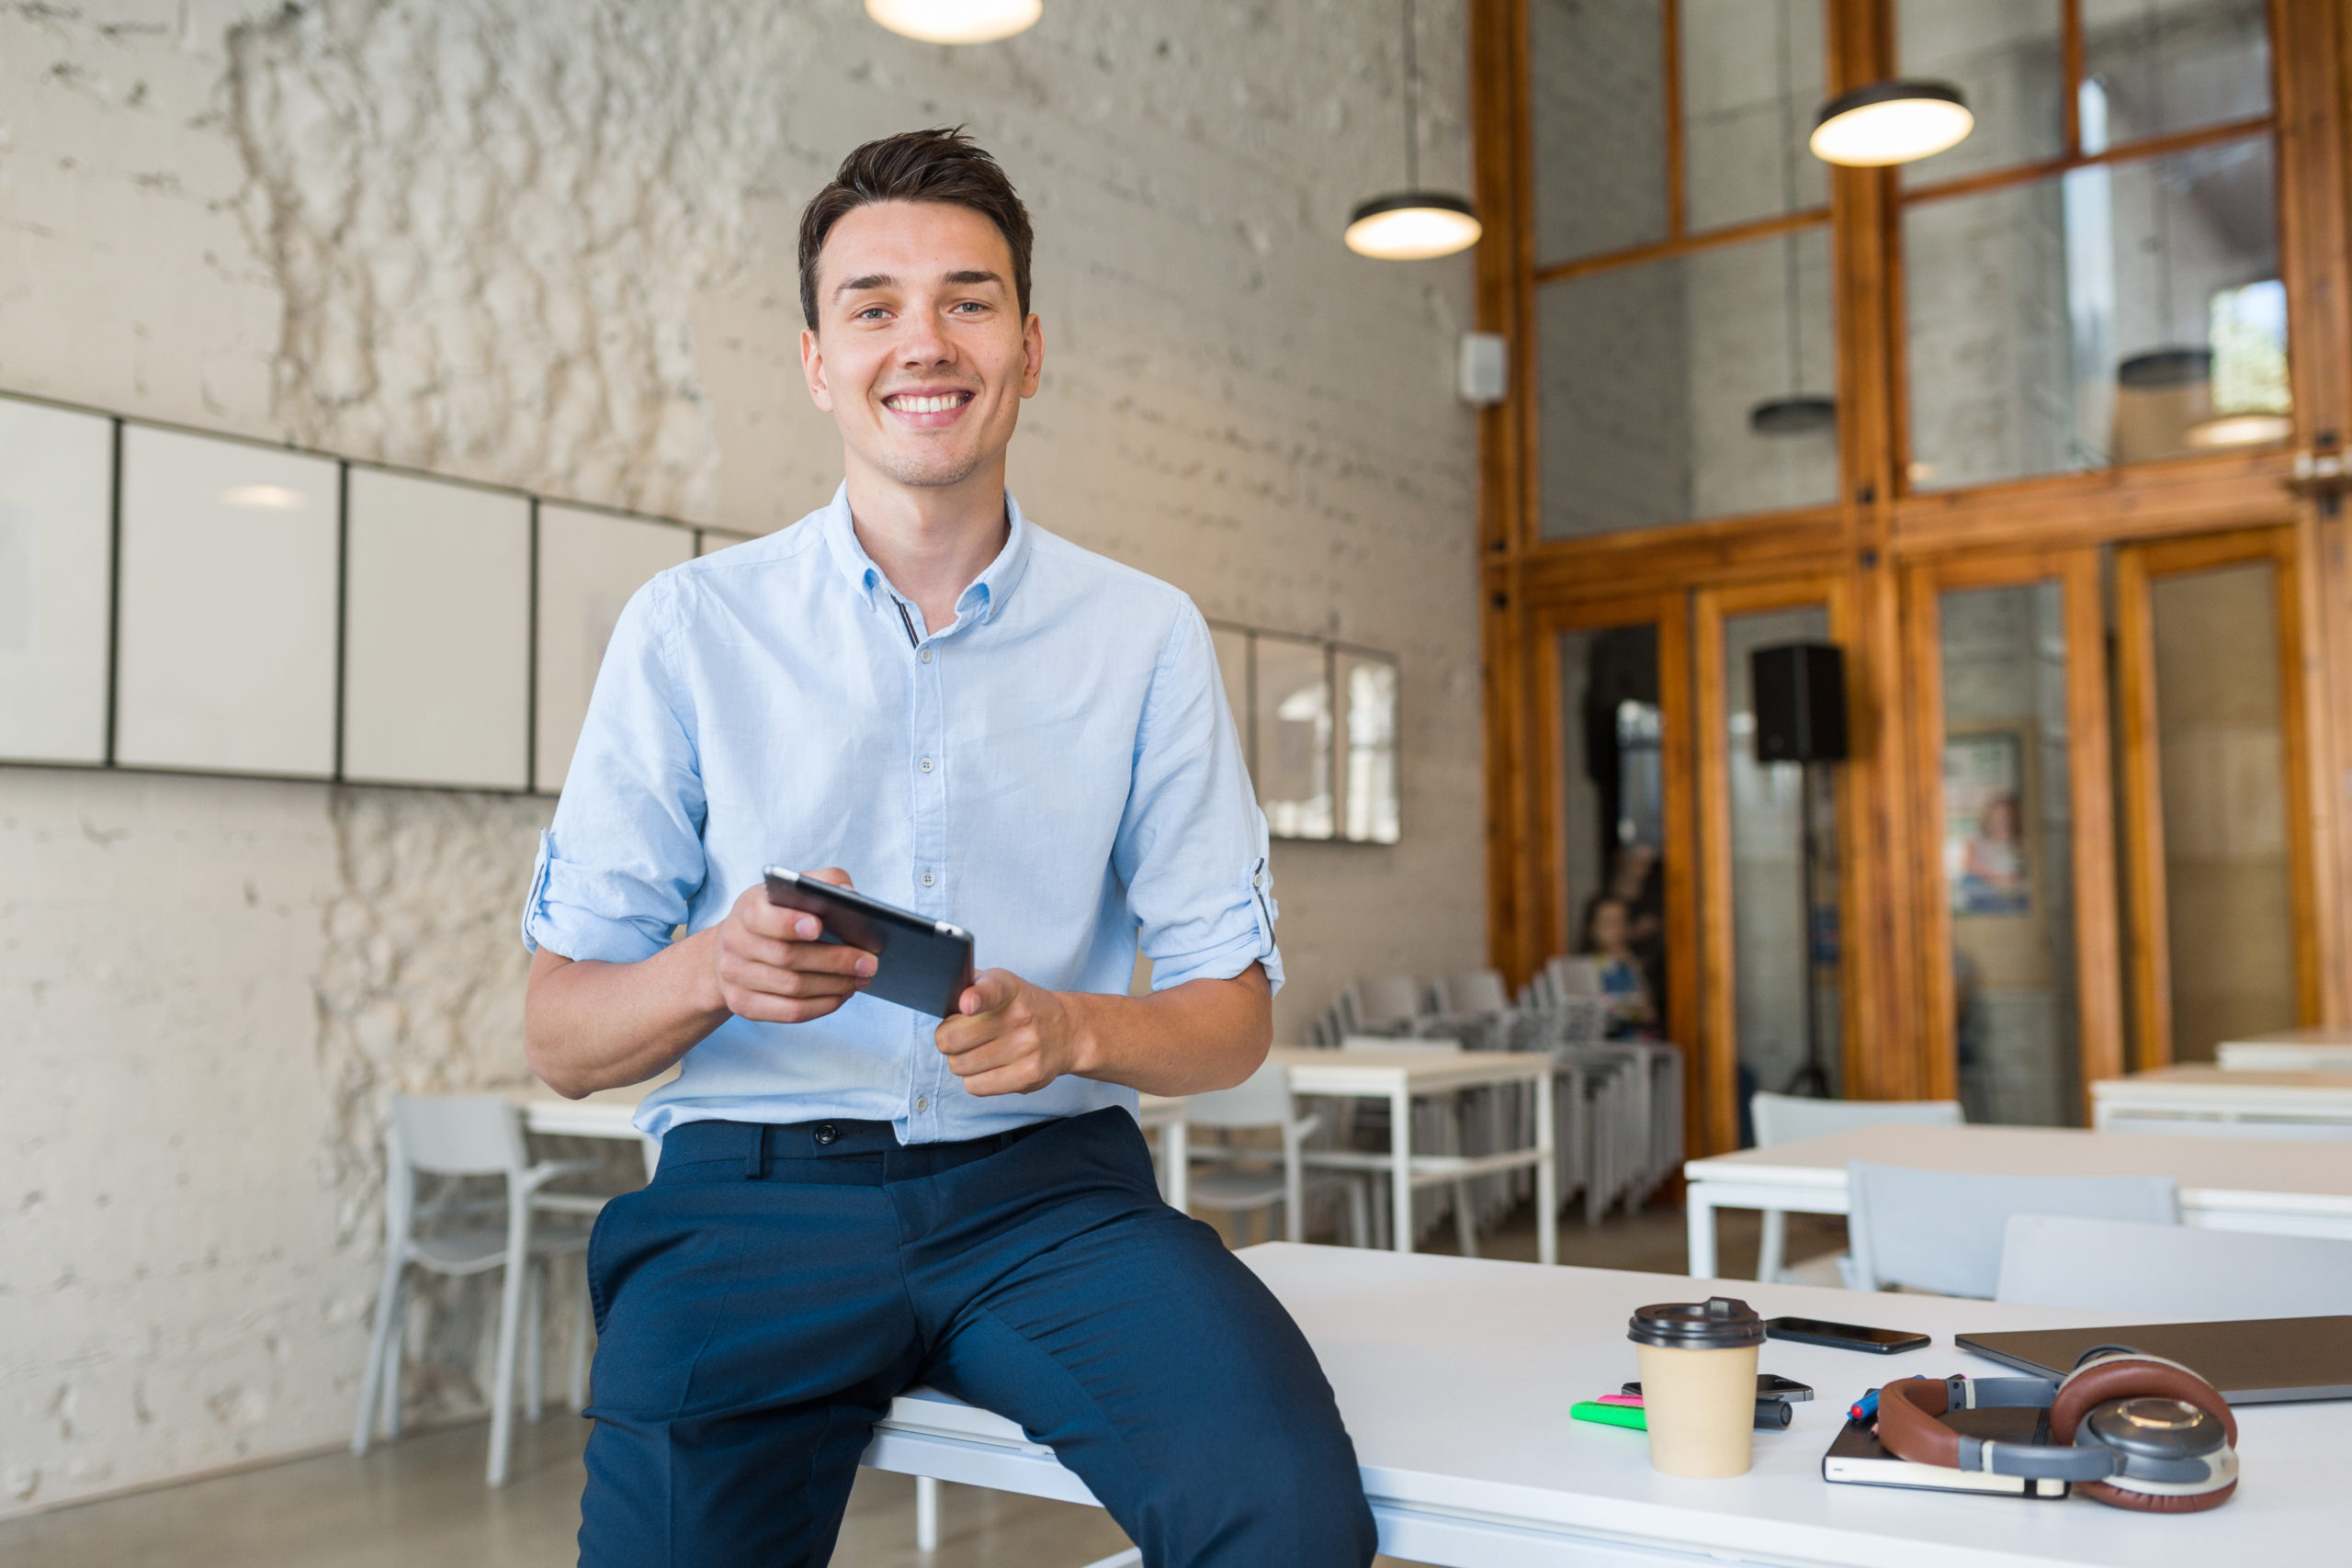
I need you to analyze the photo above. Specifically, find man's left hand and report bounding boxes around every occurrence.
[933,970,1087,1096]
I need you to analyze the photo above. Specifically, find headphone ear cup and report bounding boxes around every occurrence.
[2075,1478,2237,1514]
[2049,1358,2236,1446]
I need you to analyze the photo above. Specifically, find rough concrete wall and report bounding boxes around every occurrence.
[1,0,1482,1515]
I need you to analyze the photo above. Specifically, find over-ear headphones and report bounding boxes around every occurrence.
[1873,1347,2238,1512]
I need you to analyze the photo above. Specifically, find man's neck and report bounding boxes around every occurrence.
[842,458,1011,636]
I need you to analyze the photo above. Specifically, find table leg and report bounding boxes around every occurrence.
[916,1473,939,1551]
[1162,1120,1189,1213]
[1535,1069,1557,1267]
[1686,1183,1719,1279]
[1390,1088,1414,1254]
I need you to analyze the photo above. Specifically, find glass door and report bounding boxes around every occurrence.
[1905,550,2123,1124]
[2115,527,2316,1065]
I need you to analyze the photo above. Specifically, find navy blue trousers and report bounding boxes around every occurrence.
[578,1106,1377,1566]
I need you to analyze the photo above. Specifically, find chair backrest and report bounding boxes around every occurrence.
[390,1094,530,1176]
[1439,970,1511,1017]
[1750,1092,1962,1148]
[1847,1161,2180,1299]
[1184,1058,1296,1130]
[1547,956,1605,998]
[1996,1214,2352,1317]
[1355,974,1425,1030]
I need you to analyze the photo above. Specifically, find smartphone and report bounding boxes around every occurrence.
[762,868,977,1019]
[1763,1315,1931,1355]
[1622,1373,1813,1401]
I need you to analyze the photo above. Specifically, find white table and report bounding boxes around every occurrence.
[2217,1025,2352,1071]
[1277,1044,1559,1266]
[2092,1065,2352,1139]
[863,1243,2345,1566]
[514,1078,1193,1209]
[1683,1122,2352,1279]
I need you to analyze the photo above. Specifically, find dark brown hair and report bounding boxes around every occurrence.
[797,127,1034,329]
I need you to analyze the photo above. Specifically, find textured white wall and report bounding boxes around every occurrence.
[0,0,1482,1514]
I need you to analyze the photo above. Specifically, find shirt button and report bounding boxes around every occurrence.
[922,871,936,886]
[920,648,933,664]
[919,757,934,773]
[915,1097,930,1112]
[813,1122,839,1146]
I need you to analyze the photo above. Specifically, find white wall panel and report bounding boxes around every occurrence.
[342,468,531,790]
[114,426,340,777]
[534,503,694,793]
[0,397,114,763]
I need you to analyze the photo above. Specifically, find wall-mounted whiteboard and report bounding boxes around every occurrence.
[342,468,531,790]
[535,503,695,793]
[115,426,341,777]
[0,397,114,763]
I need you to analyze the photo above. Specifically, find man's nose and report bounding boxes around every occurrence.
[897,311,954,366]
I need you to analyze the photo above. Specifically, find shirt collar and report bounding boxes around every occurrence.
[819,482,1035,630]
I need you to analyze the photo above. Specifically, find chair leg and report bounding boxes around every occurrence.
[524,1258,547,1425]
[352,1254,404,1455]
[1453,1179,1479,1258]
[1345,1180,1371,1249]
[569,1259,594,1412]
[915,1473,940,1551]
[1757,1208,1789,1284]
[487,1223,530,1486]
[381,1273,406,1441]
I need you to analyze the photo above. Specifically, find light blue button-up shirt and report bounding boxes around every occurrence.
[522,485,1279,1144]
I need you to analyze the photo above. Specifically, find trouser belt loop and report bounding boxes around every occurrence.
[747,1124,768,1180]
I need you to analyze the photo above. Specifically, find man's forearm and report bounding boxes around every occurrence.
[1060,964,1273,1098]
[525,932,730,1098]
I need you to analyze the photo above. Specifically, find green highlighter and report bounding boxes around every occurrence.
[1570,1400,1648,1431]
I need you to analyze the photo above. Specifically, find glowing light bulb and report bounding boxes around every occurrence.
[1810,81,1973,167]
[865,0,1041,45]
[1343,194,1482,261]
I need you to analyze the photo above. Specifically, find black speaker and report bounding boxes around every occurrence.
[1751,642,1847,762]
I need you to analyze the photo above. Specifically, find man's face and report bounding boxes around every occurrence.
[801,199,1042,492]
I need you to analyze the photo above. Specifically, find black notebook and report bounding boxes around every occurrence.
[1822,1407,2068,1499]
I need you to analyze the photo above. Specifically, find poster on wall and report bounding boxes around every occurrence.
[1944,729,2030,916]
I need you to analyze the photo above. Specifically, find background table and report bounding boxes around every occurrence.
[864,1243,2343,1566]
[1683,1122,2352,1278]
[1276,1044,1558,1266]
[2217,1025,2352,1071]
[2092,1065,2352,1139]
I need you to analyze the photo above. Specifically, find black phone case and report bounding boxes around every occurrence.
[763,871,977,1019]
[1764,1318,1931,1355]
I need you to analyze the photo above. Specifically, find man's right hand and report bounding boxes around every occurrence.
[712,869,876,1024]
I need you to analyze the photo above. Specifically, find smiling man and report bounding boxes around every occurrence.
[520,129,1377,1567]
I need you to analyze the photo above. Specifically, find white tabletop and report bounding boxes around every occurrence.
[2093,1066,2352,1113]
[2219,1024,2352,1051]
[1272,1043,1555,1093]
[1685,1122,2352,1208]
[2217,1030,2352,1071]
[870,1245,2342,1566]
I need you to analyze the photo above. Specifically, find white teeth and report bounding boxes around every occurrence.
[889,393,964,414]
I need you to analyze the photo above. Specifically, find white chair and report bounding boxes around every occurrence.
[1996,1214,2352,1317]
[1185,1059,1369,1247]
[1351,974,1427,1033]
[1438,969,1511,1017]
[1747,1093,1963,1282]
[1846,1161,2179,1299]
[353,1094,605,1485]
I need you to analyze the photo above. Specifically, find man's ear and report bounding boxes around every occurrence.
[800,326,835,412]
[1019,313,1044,400]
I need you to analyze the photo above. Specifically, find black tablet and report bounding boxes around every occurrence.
[762,867,977,1019]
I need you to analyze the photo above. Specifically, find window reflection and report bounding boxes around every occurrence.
[1338,653,1400,845]
[1255,634,1332,840]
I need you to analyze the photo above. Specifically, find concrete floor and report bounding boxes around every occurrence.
[0,1201,1839,1566]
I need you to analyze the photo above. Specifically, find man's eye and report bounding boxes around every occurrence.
[855,307,888,321]
[952,301,987,314]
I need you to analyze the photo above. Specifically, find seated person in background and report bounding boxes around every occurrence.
[522,128,1375,1568]
[1583,895,1658,1040]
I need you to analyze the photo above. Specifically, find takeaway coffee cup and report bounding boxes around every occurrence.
[1627,1296,1766,1478]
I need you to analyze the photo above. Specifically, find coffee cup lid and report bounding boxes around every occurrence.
[1628,1296,1765,1349]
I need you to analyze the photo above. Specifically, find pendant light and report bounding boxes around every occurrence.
[865,0,1040,45]
[1346,0,1481,259]
[1809,80,1973,166]
[1751,0,1836,435]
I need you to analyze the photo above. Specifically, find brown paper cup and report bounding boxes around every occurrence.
[1634,1341,1760,1477]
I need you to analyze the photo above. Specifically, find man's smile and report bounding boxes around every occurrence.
[881,387,977,426]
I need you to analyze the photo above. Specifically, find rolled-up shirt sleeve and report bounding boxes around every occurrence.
[1114,602,1283,996]
[520,575,707,964]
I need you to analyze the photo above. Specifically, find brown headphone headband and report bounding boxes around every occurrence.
[2051,1359,2237,1514]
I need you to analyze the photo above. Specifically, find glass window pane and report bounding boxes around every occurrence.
[1939,581,2078,1127]
[1209,625,1252,770]
[1896,0,2066,186]
[1560,626,1668,1032]
[1531,0,1669,265]
[1905,136,2282,491]
[1336,652,1400,844]
[2081,0,2270,151]
[2145,559,2296,1059]
[1723,607,1839,1101]
[1255,634,1331,840]
[1538,227,1837,538]
[1681,0,1829,233]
